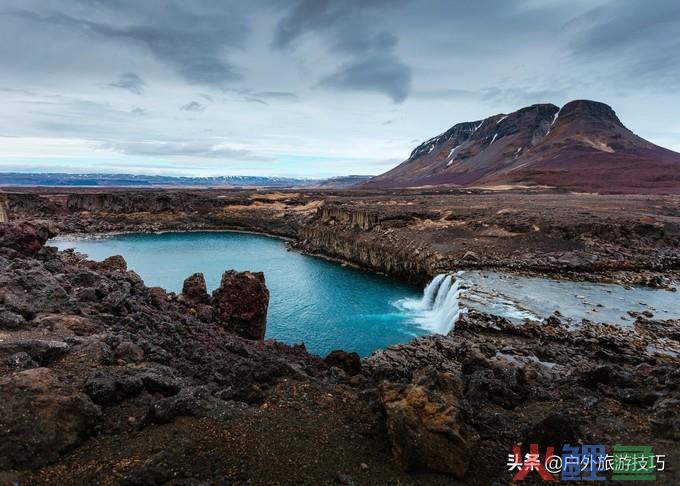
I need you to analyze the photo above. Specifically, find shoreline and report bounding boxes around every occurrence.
[50,225,679,291]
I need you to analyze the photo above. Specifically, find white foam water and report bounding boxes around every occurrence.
[395,273,465,334]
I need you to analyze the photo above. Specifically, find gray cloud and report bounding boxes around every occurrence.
[320,55,411,103]
[101,140,264,160]
[273,0,412,103]
[567,0,680,89]
[1,0,679,176]
[226,88,298,105]
[106,72,145,94]
[2,3,248,88]
[180,101,207,112]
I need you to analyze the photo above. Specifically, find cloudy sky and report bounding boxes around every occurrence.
[1,0,679,177]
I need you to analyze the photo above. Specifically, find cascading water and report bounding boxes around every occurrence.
[396,272,465,334]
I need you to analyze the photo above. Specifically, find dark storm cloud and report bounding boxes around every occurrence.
[273,0,412,103]
[180,101,207,112]
[105,72,145,94]
[568,0,680,88]
[319,55,411,103]
[1,2,248,88]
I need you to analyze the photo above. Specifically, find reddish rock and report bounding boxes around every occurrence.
[324,350,362,376]
[211,270,269,340]
[0,221,53,255]
[99,254,128,272]
[380,368,479,478]
[181,272,210,304]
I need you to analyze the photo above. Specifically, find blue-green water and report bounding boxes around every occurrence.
[51,232,424,357]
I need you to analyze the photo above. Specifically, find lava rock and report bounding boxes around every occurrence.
[0,268,69,317]
[523,412,581,448]
[99,254,128,272]
[114,340,145,363]
[211,270,269,340]
[1,351,38,370]
[32,313,99,335]
[143,386,249,424]
[83,371,144,406]
[0,222,53,256]
[381,367,479,478]
[0,339,70,366]
[181,272,210,304]
[0,310,26,330]
[324,350,362,376]
[0,368,101,469]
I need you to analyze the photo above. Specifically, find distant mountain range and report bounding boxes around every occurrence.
[0,173,372,188]
[362,100,680,193]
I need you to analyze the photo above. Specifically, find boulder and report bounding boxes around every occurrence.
[99,255,128,272]
[324,350,362,376]
[32,313,99,335]
[1,351,38,370]
[0,339,70,366]
[181,272,210,304]
[211,270,269,340]
[380,367,479,478]
[143,386,248,424]
[0,268,69,318]
[0,309,26,330]
[0,222,52,256]
[0,368,101,469]
[83,371,142,406]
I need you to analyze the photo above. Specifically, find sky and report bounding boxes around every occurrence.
[0,0,679,178]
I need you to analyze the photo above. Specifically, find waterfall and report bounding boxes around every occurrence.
[396,273,465,334]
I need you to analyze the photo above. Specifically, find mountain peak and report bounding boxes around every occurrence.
[556,99,624,129]
[363,99,680,193]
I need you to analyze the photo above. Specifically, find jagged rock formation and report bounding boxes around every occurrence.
[0,222,679,483]
[3,189,680,288]
[210,270,269,340]
[381,367,479,477]
[363,100,680,193]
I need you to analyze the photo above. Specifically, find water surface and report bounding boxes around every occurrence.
[52,231,423,357]
[51,232,680,357]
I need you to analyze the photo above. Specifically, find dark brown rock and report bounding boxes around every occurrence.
[380,367,479,478]
[211,270,269,340]
[0,310,26,330]
[0,221,52,255]
[0,368,101,469]
[181,272,209,304]
[99,254,128,272]
[0,339,70,366]
[324,350,362,376]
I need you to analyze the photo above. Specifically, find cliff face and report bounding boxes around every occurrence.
[2,223,679,483]
[0,195,8,223]
[5,189,680,287]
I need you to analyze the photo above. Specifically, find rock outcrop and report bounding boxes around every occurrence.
[381,368,479,477]
[0,368,101,469]
[211,270,269,340]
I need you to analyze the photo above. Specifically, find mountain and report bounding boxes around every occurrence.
[0,173,372,188]
[362,100,680,193]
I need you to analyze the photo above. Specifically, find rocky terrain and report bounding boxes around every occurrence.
[363,100,680,193]
[4,188,679,287]
[1,221,678,484]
